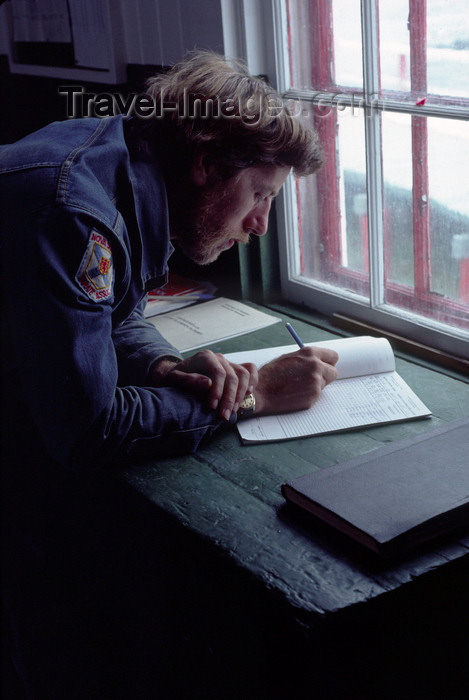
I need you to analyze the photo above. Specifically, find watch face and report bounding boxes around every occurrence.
[239,393,255,417]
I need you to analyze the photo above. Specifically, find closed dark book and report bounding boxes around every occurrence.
[282,417,469,556]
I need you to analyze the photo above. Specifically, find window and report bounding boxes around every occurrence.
[273,0,469,357]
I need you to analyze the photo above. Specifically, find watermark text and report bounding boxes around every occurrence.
[58,86,384,121]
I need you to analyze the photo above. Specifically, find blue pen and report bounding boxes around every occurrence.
[285,322,305,348]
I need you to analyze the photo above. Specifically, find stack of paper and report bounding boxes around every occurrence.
[148,297,281,352]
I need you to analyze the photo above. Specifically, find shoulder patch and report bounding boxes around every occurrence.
[76,231,114,302]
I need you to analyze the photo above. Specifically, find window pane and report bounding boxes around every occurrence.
[428,117,469,303]
[382,111,469,317]
[382,112,414,287]
[332,0,363,88]
[286,0,315,89]
[427,0,469,98]
[379,0,411,92]
[338,111,368,277]
[378,0,469,98]
[297,105,369,299]
[287,0,363,90]
[282,0,469,343]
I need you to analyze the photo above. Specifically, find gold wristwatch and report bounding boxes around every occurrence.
[237,392,256,419]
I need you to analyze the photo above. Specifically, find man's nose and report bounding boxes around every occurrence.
[245,200,271,237]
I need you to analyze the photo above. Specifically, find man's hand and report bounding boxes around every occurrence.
[149,350,258,421]
[254,346,339,416]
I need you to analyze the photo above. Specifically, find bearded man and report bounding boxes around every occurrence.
[1,50,338,468]
[1,51,338,698]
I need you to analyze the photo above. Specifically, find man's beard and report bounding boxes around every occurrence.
[174,178,245,265]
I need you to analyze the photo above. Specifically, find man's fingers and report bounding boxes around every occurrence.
[207,358,238,412]
[322,359,339,386]
[162,351,258,420]
[254,346,340,415]
[296,346,339,366]
[209,359,253,419]
[233,362,258,408]
[166,370,213,392]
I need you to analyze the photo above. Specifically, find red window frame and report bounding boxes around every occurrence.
[287,0,469,331]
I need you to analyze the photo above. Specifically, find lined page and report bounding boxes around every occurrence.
[236,372,431,443]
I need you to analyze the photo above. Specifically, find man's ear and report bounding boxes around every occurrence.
[190,152,217,186]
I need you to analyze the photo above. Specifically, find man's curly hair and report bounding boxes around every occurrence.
[137,50,323,180]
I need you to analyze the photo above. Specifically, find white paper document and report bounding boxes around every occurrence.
[148,297,281,352]
[225,336,431,443]
[144,298,202,317]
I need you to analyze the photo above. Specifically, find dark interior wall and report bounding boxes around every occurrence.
[0,58,128,144]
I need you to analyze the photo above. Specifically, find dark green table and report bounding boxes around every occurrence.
[111,310,468,699]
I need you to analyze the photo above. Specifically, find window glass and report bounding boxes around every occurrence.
[337,109,368,277]
[295,104,369,296]
[382,112,414,288]
[379,0,411,93]
[332,0,363,89]
[427,0,469,98]
[286,1,314,89]
[281,0,469,347]
[428,117,469,303]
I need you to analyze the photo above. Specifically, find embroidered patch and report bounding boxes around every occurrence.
[76,231,114,302]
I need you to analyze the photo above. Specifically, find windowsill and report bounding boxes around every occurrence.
[266,300,469,383]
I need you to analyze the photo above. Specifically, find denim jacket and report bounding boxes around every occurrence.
[1,116,223,470]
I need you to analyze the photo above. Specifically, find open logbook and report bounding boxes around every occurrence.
[225,336,431,444]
